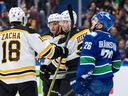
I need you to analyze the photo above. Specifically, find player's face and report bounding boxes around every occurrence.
[48,21,60,35]
[60,20,71,32]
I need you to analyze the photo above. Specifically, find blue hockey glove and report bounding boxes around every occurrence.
[70,75,93,95]
[70,77,87,95]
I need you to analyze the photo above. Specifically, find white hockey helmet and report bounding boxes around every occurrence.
[8,7,27,25]
[48,13,61,23]
[61,10,77,25]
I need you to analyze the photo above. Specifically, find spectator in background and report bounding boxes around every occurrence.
[38,0,47,12]
[83,1,98,28]
[119,49,128,65]
[0,1,7,14]
[50,0,58,13]
[0,10,10,30]
[83,11,92,28]
[24,0,35,10]
[118,38,126,50]
[100,0,114,13]
[112,0,120,17]
[110,26,122,42]
[91,0,104,9]
[0,1,10,31]
[27,6,40,32]
[4,0,17,11]
[119,0,128,39]
[118,38,128,60]
[38,0,47,31]
[118,38,127,58]
[124,29,128,57]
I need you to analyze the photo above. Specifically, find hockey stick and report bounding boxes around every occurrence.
[47,4,74,96]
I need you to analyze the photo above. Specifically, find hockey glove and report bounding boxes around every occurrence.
[70,77,87,95]
[40,65,50,81]
[60,46,69,58]
[50,44,69,59]
[70,74,93,95]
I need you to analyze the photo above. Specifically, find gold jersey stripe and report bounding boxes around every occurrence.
[45,45,55,59]
[0,72,36,80]
[0,66,35,74]
[69,29,89,41]
[41,35,51,39]
[58,34,65,38]
[56,57,66,63]
[37,44,53,58]
[52,60,66,69]
[41,34,65,39]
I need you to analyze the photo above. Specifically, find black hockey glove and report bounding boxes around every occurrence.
[40,65,50,81]
[50,43,69,59]
[61,46,69,58]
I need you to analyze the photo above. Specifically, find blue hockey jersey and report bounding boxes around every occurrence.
[77,30,121,79]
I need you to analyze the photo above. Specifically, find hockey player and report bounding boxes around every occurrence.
[71,12,121,95]
[0,7,68,96]
[58,10,90,95]
[39,13,68,96]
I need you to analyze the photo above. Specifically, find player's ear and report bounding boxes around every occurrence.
[97,23,103,30]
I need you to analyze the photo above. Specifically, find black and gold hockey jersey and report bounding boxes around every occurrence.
[0,26,66,84]
[59,27,90,78]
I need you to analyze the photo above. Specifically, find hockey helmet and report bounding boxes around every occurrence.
[61,10,77,25]
[91,11,115,31]
[8,7,27,25]
[48,13,61,23]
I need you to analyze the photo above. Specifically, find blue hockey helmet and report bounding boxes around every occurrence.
[91,11,115,31]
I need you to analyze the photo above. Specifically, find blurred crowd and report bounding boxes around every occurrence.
[0,0,60,33]
[0,0,128,64]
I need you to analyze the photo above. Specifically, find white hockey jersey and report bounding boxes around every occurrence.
[0,26,62,84]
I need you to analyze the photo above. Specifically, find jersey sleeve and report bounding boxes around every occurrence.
[112,49,121,73]
[77,33,96,77]
[66,39,79,61]
[27,33,66,59]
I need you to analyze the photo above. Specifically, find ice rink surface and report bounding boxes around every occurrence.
[113,66,128,96]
